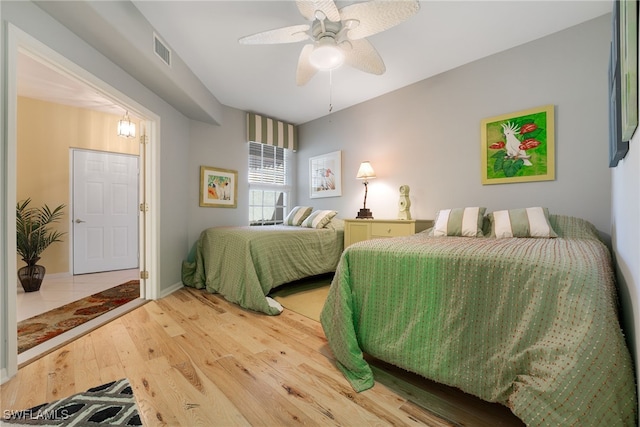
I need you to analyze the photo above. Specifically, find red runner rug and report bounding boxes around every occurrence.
[17,280,140,354]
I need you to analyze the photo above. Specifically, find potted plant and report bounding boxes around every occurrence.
[16,198,66,292]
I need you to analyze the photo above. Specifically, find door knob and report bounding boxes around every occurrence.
[75,219,86,223]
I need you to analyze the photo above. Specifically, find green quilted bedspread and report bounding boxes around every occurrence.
[320,215,637,426]
[182,225,343,315]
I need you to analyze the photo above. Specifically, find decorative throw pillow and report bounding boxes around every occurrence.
[488,207,558,238]
[283,206,313,226]
[433,207,486,237]
[301,210,338,229]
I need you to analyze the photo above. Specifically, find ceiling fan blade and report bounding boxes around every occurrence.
[296,44,319,86]
[239,24,310,45]
[296,0,341,22]
[339,0,420,40]
[342,39,385,75]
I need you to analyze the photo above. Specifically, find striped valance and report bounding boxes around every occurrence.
[247,113,298,151]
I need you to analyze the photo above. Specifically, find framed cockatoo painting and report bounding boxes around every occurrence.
[481,104,555,185]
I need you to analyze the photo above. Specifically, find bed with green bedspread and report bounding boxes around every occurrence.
[320,215,636,426]
[182,224,343,315]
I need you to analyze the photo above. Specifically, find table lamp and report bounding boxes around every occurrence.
[356,161,376,219]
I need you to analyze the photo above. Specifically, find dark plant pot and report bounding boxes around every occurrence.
[18,258,46,292]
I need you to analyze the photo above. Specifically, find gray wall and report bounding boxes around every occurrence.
[611,55,640,405]
[1,1,191,292]
[297,15,612,237]
[187,106,249,245]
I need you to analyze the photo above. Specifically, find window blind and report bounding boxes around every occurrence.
[248,143,286,185]
[248,141,291,226]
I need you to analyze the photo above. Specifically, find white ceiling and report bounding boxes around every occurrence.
[18,53,129,118]
[19,1,612,125]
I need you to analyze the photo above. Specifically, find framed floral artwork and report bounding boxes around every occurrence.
[200,166,238,208]
[309,151,342,198]
[481,105,555,185]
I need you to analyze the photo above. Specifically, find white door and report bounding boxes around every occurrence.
[73,150,139,274]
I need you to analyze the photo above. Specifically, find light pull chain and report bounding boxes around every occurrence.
[329,69,333,113]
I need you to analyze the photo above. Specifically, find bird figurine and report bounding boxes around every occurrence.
[398,185,412,220]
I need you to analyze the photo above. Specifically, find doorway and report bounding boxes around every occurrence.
[3,24,160,381]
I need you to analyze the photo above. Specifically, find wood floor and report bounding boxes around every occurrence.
[1,287,525,426]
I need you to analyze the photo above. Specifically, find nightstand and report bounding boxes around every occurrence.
[344,219,416,248]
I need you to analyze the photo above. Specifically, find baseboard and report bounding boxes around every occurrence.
[160,281,184,298]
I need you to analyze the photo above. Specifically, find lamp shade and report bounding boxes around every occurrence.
[356,161,376,180]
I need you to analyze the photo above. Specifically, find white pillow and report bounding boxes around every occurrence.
[283,206,312,226]
[433,207,486,237]
[301,210,338,229]
[488,207,557,238]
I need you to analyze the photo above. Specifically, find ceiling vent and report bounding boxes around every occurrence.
[153,33,171,67]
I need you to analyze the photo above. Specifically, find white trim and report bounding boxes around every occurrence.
[144,119,161,300]
[3,23,20,383]
[1,24,161,383]
[68,149,74,275]
[0,2,4,386]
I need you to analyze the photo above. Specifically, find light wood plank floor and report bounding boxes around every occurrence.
[1,288,525,426]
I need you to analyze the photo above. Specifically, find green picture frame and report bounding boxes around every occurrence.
[481,105,555,185]
[620,0,638,142]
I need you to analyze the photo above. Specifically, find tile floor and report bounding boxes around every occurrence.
[16,268,139,321]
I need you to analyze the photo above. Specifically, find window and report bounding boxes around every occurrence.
[248,142,291,225]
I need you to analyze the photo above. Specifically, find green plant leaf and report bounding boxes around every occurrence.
[491,149,506,159]
[523,128,544,139]
[493,151,506,173]
[504,158,524,177]
[16,198,66,262]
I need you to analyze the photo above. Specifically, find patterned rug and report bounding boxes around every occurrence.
[2,378,142,426]
[17,281,140,354]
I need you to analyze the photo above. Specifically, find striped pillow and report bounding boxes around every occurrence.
[301,210,338,229]
[283,206,313,226]
[433,207,486,237]
[488,207,557,238]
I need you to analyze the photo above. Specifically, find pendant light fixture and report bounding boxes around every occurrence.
[117,111,136,138]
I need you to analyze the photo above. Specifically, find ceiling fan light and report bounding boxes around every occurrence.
[309,39,344,70]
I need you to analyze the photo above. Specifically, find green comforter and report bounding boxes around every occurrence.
[182,225,343,315]
[320,215,636,426]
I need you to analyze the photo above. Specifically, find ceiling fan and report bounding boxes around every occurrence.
[239,0,421,86]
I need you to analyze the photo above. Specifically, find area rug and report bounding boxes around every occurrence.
[17,281,140,354]
[2,378,142,426]
[270,274,332,321]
